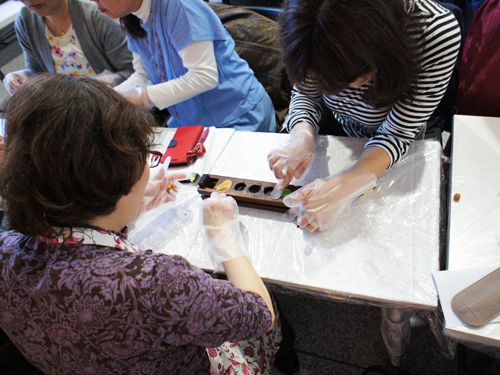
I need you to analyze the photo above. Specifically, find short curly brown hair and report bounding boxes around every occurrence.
[0,74,157,236]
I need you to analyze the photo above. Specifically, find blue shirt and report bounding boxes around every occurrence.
[128,0,266,128]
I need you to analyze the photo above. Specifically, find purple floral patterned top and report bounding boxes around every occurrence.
[0,227,272,375]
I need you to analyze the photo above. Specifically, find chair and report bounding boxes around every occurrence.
[208,3,291,130]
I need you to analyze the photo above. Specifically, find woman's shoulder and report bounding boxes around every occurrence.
[409,0,460,45]
[15,5,38,29]
[410,0,458,25]
[0,230,45,258]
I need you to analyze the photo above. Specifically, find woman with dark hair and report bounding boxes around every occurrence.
[0,74,281,374]
[91,0,276,132]
[268,0,461,232]
[3,0,133,95]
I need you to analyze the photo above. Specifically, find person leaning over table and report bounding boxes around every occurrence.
[268,0,461,232]
[3,0,133,95]
[0,74,281,375]
[92,0,276,132]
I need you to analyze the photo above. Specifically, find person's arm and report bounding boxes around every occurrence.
[355,146,391,177]
[267,79,324,190]
[223,257,274,329]
[364,10,461,168]
[133,250,274,347]
[145,40,218,110]
[14,10,43,74]
[201,192,275,329]
[285,79,324,133]
[114,52,150,94]
[91,9,134,85]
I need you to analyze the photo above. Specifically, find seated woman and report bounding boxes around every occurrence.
[0,74,281,374]
[93,0,276,132]
[3,0,133,94]
[268,0,461,232]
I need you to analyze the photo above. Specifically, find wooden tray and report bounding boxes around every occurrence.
[197,174,302,213]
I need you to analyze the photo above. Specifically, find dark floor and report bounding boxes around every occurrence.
[2,21,500,375]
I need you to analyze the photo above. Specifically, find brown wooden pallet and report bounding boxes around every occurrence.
[197,174,301,213]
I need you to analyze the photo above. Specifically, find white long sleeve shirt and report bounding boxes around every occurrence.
[114,0,218,110]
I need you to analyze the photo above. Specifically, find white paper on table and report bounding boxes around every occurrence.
[152,127,234,181]
[433,266,500,328]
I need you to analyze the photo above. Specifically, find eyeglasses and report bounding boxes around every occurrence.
[148,150,163,168]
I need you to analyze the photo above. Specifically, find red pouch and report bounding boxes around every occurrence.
[161,125,205,166]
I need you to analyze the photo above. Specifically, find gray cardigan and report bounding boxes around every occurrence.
[14,0,133,84]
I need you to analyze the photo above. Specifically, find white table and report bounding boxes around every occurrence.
[446,115,500,353]
[131,129,444,365]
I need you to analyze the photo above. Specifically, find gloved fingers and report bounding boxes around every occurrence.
[268,150,288,180]
[283,182,318,207]
[267,150,280,171]
[123,86,153,108]
[296,212,320,232]
[165,172,187,181]
[5,73,28,95]
[94,73,117,87]
[201,194,238,228]
[294,152,315,180]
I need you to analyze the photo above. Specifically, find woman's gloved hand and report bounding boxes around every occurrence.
[267,122,316,196]
[123,86,153,108]
[94,72,118,88]
[284,165,377,232]
[201,192,250,272]
[3,71,30,95]
[141,165,186,212]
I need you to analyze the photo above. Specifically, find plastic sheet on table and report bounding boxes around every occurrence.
[132,132,443,310]
[211,134,442,308]
[129,184,210,268]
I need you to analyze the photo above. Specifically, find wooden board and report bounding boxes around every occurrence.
[197,174,301,213]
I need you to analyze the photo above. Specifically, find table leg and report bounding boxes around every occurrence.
[381,307,414,367]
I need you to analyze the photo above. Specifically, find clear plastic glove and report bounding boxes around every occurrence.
[267,122,316,198]
[201,192,251,272]
[284,165,377,232]
[123,86,153,108]
[94,70,118,87]
[140,164,186,213]
[3,71,30,95]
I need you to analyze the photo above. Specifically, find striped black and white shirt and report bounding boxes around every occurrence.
[285,0,461,167]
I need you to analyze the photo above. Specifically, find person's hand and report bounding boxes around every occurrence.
[284,165,377,232]
[141,165,186,212]
[94,73,117,88]
[267,122,316,195]
[3,71,29,95]
[123,86,153,108]
[201,192,250,272]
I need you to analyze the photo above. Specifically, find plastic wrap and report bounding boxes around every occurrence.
[381,308,413,366]
[131,132,442,309]
[210,132,442,308]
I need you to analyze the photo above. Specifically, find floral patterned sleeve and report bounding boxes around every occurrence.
[131,252,273,348]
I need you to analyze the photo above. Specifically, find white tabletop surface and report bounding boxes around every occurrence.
[445,115,500,347]
[131,130,443,310]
